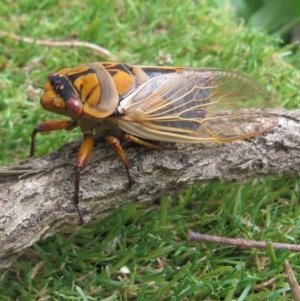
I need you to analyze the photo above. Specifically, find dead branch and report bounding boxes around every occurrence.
[0,109,300,268]
[0,30,115,58]
[188,231,300,251]
[284,260,300,301]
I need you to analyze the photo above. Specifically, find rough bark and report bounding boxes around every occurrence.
[1,109,300,268]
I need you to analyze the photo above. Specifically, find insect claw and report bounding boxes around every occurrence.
[30,128,38,157]
[76,204,84,225]
[127,173,133,189]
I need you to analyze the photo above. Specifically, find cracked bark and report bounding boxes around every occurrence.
[1,109,300,268]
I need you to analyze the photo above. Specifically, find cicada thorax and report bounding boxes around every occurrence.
[41,63,158,121]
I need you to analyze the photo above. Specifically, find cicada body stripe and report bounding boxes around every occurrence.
[31,62,281,223]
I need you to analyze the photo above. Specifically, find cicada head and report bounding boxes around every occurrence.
[41,63,120,120]
[41,71,84,119]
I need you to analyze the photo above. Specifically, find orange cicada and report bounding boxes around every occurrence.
[30,62,281,223]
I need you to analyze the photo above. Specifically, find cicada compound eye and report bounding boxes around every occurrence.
[64,96,83,118]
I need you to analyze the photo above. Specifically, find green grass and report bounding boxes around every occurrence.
[1,0,300,300]
[231,0,300,41]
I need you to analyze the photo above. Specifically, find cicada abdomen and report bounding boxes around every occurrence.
[31,62,281,223]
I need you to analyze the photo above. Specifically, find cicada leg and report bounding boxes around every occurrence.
[123,133,164,151]
[74,132,94,224]
[106,133,175,191]
[30,119,78,157]
[30,119,93,224]
[123,133,177,151]
[106,135,132,188]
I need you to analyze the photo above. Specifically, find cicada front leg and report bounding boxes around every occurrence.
[30,119,93,223]
[30,119,78,157]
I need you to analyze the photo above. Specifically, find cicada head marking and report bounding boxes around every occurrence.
[41,72,83,119]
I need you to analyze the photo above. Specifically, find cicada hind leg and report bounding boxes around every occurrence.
[123,133,164,151]
[123,133,177,151]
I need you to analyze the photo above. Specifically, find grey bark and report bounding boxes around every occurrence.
[0,109,300,268]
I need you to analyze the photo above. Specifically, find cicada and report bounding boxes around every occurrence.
[30,62,281,224]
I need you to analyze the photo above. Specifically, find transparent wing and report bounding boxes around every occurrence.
[116,69,281,143]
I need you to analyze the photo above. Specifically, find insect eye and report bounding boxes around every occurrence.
[65,96,83,118]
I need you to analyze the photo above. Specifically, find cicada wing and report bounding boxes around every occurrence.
[117,69,281,143]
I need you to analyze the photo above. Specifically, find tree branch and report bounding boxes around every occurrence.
[1,109,300,267]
